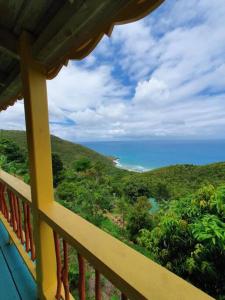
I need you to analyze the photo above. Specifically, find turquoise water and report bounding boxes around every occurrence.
[149,198,159,213]
[82,140,225,172]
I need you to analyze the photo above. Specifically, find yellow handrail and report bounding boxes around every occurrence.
[0,170,214,300]
[0,170,31,204]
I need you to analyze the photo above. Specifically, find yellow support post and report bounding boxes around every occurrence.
[19,32,57,300]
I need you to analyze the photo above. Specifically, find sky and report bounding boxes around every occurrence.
[1,0,225,142]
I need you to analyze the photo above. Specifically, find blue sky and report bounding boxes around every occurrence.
[1,0,225,141]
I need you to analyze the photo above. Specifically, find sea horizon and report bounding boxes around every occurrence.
[81,139,225,172]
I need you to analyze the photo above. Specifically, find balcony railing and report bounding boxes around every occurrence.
[0,169,214,300]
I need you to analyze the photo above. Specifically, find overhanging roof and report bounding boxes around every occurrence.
[0,0,163,111]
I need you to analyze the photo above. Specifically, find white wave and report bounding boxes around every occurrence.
[113,158,152,173]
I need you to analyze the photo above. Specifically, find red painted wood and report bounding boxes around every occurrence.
[95,270,101,300]
[78,254,86,300]
[16,196,24,244]
[8,191,16,230]
[3,186,9,221]
[13,194,19,237]
[0,183,3,213]
[62,240,70,300]
[6,190,10,221]
[0,183,6,217]
[53,231,62,300]
[23,202,30,252]
[0,184,9,221]
[121,293,128,300]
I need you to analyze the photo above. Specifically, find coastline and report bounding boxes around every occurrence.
[84,140,225,172]
[113,158,152,173]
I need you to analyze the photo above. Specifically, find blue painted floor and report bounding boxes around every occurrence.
[0,221,37,300]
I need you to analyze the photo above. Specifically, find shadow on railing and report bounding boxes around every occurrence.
[0,169,214,300]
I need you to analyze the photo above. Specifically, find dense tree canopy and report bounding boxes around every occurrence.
[121,176,150,203]
[126,196,152,241]
[0,136,224,298]
[0,138,25,163]
[52,152,64,187]
[138,185,225,299]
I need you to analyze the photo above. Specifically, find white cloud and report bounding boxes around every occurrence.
[0,101,25,130]
[0,0,225,141]
[47,64,129,112]
[133,78,170,107]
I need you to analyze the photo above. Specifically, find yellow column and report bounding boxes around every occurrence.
[19,32,56,300]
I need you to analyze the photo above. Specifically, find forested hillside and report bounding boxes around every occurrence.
[0,130,224,299]
[1,130,225,199]
[0,130,116,171]
[138,163,225,200]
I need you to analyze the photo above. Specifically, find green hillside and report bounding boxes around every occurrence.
[0,130,224,298]
[1,129,225,199]
[0,129,117,171]
[139,162,225,199]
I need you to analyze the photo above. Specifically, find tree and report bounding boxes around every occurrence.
[137,185,225,299]
[56,177,113,226]
[52,153,64,187]
[155,182,170,201]
[126,196,152,241]
[122,176,150,203]
[115,197,129,230]
[72,157,91,172]
[0,138,25,163]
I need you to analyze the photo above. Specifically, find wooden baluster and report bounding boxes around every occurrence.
[0,183,4,214]
[62,240,70,300]
[8,190,12,226]
[16,196,24,244]
[0,183,6,217]
[8,190,15,229]
[121,293,128,300]
[26,204,35,260]
[13,193,19,237]
[12,193,17,232]
[0,183,3,213]
[95,270,101,300]
[23,202,30,252]
[53,231,62,300]
[3,186,9,221]
[78,254,86,300]
[4,187,10,222]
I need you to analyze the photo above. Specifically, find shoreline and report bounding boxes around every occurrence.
[113,158,152,173]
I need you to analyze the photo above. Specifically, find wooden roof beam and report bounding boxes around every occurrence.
[33,0,130,67]
[0,29,20,60]
[0,71,7,87]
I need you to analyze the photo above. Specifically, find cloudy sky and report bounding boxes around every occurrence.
[1,0,225,141]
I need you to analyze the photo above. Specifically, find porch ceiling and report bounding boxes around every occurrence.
[0,0,163,111]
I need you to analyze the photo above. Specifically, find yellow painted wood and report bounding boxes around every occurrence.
[0,212,36,279]
[40,202,214,300]
[19,32,57,300]
[0,170,31,204]
[0,170,214,300]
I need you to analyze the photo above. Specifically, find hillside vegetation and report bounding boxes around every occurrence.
[1,130,225,198]
[0,130,224,298]
[139,163,225,200]
[0,129,118,173]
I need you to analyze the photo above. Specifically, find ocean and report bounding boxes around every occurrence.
[82,140,225,172]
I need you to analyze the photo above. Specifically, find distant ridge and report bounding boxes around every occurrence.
[1,129,225,199]
[0,129,115,170]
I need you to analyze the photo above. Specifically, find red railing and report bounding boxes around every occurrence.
[53,232,128,300]
[0,179,127,299]
[0,181,35,261]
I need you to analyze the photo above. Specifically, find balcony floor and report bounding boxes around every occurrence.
[0,221,36,300]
